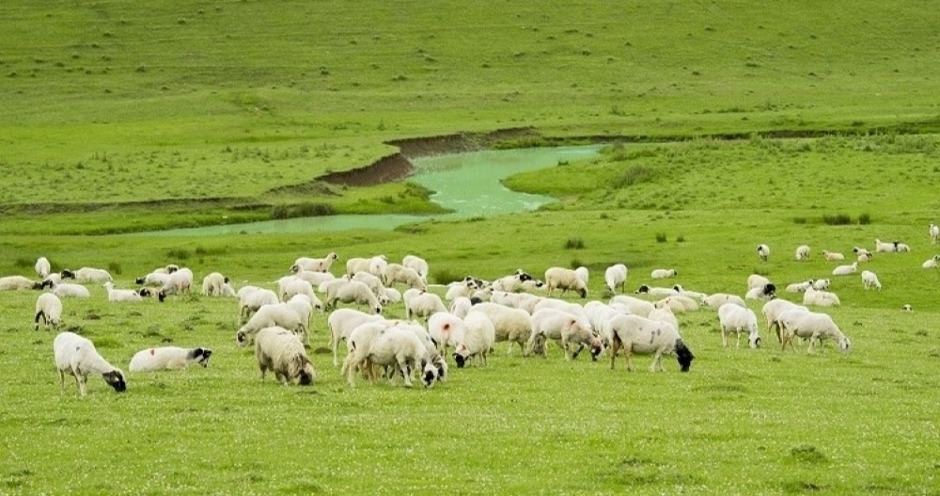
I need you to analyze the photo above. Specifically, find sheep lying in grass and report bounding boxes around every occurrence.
[42,280,91,298]
[795,245,810,261]
[672,284,707,301]
[811,279,831,290]
[746,274,771,290]
[104,282,143,302]
[527,308,602,361]
[72,267,113,284]
[779,311,851,353]
[291,252,338,273]
[717,303,760,348]
[608,314,694,372]
[702,293,746,309]
[328,308,387,366]
[635,284,679,297]
[254,327,316,386]
[0,275,41,291]
[35,257,51,278]
[468,302,532,356]
[650,268,677,279]
[604,263,628,294]
[343,324,438,388]
[832,262,858,276]
[874,239,898,253]
[53,332,126,396]
[861,270,882,290]
[785,280,814,293]
[545,267,588,298]
[757,244,770,262]
[452,312,496,368]
[491,270,533,292]
[745,283,777,300]
[35,293,63,330]
[802,286,841,307]
[822,250,845,261]
[922,255,939,269]
[129,347,213,372]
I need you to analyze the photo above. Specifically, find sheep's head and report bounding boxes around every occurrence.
[839,336,851,352]
[635,285,650,294]
[421,360,438,388]
[453,345,470,368]
[103,370,127,393]
[297,363,316,386]
[749,334,762,349]
[134,276,146,285]
[578,288,588,298]
[675,339,695,372]
[190,347,213,367]
[589,338,603,361]
[60,269,75,280]
[235,330,250,347]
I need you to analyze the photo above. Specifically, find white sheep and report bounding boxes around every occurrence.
[648,304,679,332]
[832,262,858,276]
[610,294,655,318]
[402,254,430,279]
[0,275,41,291]
[922,255,940,269]
[277,277,324,310]
[785,280,814,293]
[574,266,589,286]
[802,286,841,307]
[491,270,534,292]
[895,242,911,253]
[428,311,467,357]
[449,296,474,319]
[795,245,811,261]
[129,346,213,372]
[527,307,602,361]
[343,324,438,388]
[201,272,230,296]
[403,288,447,321]
[324,279,383,314]
[238,286,279,323]
[35,257,51,278]
[236,296,311,346]
[135,270,171,287]
[292,269,336,288]
[811,279,831,290]
[159,268,194,298]
[544,267,588,298]
[822,250,845,261]
[745,283,777,300]
[604,264,628,294]
[451,312,496,367]
[34,293,63,330]
[702,293,746,309]
[607,314,695,372]
[635,284,679,297]
[44,281,91,298]
[381,287,402,304]
[467,302,532,356]
[383,263,427,290]
[746,274,771,290]
[532,298,593,333]
[254,327,316,385]
[291,252,338,273]
[860,270,881,290]
[73,267,113,284]
[761,298,809,343]
[717,303,760,348]
[519,278,546,293]
[779,311,850,353]
[902,304,913,312]
[655,294,699,313]
[445,278,479,301]
[584,301,631,347]
[757,243,770,262]
[328,309,387,366]
[104,282,143,302]
[672,284,707,301]
[931,223,939,244]
[874,239,896,253]
[53,331,127,396]
[650,268,677,279]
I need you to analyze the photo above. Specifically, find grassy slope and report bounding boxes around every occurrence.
[1,1,939,495]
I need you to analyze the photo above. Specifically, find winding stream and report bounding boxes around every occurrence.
[142,145,602,236]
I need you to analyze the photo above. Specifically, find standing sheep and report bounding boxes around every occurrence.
[757,244,770,262]
[403,289,448,321]
[35,293,63,330]
[604,264,628,294]
[761,298,809,343]
[717,303,761,348]
[343,325,438,388]
[129,347,213,372]
[328,308,387,366]
[607,314,694,373]
[527,308,602,361]
[201,272,230,296]
[402,254,430,280]
[467,303,532,356]
[238,286,279,323]
[324,279,383,314]
[931,223,939,244]
[780,311,851,353]
[35,257,51,278]
[795,245,811,261]
[236,296,312,347]
[53,332,127,396]
[427,312,467,358]
[254,327,316,385]
[291,252,338,273]
[452,312,496,367]
[544,267,588,298]
[861,270,882,290]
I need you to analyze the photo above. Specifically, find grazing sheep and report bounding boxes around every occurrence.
[532,298,593,331]
[874,239,896,253]
[324,279,383,314]
[822,250,845,261]
[452,312,496,367]
[527,308,602,361]
[795,245,811,261]
[328,308,387,366]
[35,257,51,278]
[402,254,430,279]
[73,267,113,284]
[650,268,677,279]
[573,266,589,286]
[811,279,831,290]
[604,264,628,294]
[467,303,532,356]
[403,288,447,321]
[428,312,467,357]
[449,296,474,319]
[747,274,771,290]
[931,223,939,244]
[717,303,760,348]
[254,327,316,385]
[345,255,385,277]
[381,287,402,304]
[238,286,279,323]
[832,262,858,276]
[922,255,940,269]
[584,301,630,347]
[757,244,770,262]
[277,277,324,311]
[544,267,588,298]
[610,294,655,318]
[761,298,809,343]
[103,282,143,302]
[0,275,42,291]
[343,325,438,388]
[802,286,841,307]
[34,293,63,330]
[236,296,312,347]
[861,270,882,290]
[745,283,777,300]
[351,271,386,298]
[291,252,338,273]
[53,332,126,396]
[129,347,213,372]
[158,267,194,298]
[702,293,746,309]
[383,263,427,290]
[635,284,679,297]
[779,311,850,353]
[785,280,814,293]
[607,314,694,372]
[292,269,336,289]
[201,272,230,296]
[135,270,171,287]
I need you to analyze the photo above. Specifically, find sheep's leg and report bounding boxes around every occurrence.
[735,330,741,349]
[721,328,728,348]
[330,332,340,367]
[58,369,66,394]
[73,372,86,397]
[399,360,413,388]
[609,338,621,370]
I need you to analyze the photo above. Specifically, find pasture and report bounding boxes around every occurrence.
[1,0,939,495]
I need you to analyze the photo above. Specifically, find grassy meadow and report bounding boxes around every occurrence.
[1,1,939,495]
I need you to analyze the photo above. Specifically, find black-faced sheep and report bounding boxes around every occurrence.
[921,255,939,269]
[0,275,42,291]
[343,324,438,388]
[35,293,63,330]
[129,347,213,372]
[757,243,770,262]
[608,314,694,372]
[201,272,231,296]
[53,332,126,396]
[254,327,316,386]
[451,312,496,368]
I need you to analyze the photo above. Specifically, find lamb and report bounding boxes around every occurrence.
[201,272,230,296]
[328,309,388,366]
[802,286,841,307]
[403,288,447,321]
[785,280,814,293]
[795,245,811,261]
[604,264,628,294]
[544,267,588,298]
[467,303,532,356]
[34,293,63,330]
[383,263,427,290]
[104,282,143,302]
[717,303,760,348]
[822,250,845,261]
[238,286,279,323]
[779,311,851,353]
[746,274,771,290]
[0,275,42,291]
[860,270,882,290]
[607,314,694,372]
[745,283,777,300]
[452,312,496,367]
[526,308,602,360]
[343,324,438,388]
[702,293,746,309]
[128,346,213,372]
[236,297,311,346]
[922,255,940,269]
[610,294,655,318]
[254,327,316,385]
[874,239,896,253]
[53,331,127,396]
[291,252,338,273]
[402,254,430,279]
[757,243,770,262]
[635,284,679,297]
[324,279,383,314]
[931,223,939,244]
[761,298,809,343]
[73,267,113,284]
[35,257,51,278]
[832,262,858,276]
[650,269,677,279]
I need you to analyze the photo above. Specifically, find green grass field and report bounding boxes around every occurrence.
[1,1,939,494]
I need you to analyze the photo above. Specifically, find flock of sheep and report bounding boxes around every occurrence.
[5,223,938,396]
